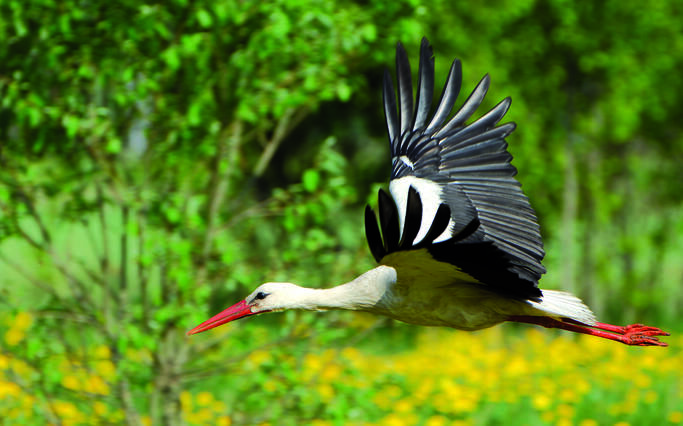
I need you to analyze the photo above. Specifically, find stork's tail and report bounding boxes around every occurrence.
[530,290,597,326]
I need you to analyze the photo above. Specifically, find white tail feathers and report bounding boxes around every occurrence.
[530,290,597,326]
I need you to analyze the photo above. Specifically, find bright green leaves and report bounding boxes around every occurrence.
[302,169,321,192]
[195,8,213,28]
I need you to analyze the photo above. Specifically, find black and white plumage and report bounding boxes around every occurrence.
[365,38,544,302]
[188,38,669,347]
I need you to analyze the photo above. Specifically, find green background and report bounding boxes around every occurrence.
[0,0,681,424]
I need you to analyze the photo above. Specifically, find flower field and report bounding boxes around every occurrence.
[1,311,680,425]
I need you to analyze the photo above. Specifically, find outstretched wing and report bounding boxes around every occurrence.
[365,38,545,301]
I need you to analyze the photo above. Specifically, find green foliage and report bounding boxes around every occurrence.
[0,0,681,424]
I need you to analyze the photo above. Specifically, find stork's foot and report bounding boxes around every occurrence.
[509,316,670,347]
[613,323,670,347]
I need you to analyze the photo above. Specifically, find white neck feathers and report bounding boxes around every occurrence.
[283,265,396,311]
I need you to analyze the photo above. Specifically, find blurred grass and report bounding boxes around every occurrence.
[1,310,679,425]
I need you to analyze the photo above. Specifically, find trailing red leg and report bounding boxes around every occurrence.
[508,316,669,347]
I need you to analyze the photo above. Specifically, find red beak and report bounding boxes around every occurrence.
[187,300,255,335]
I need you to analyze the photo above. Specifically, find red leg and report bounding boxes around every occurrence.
[508,316,669,347]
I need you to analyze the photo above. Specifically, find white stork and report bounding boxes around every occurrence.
[189,38,669,347]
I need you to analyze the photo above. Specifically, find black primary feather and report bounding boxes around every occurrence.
[378,189,400,253]
[399,187,423,249]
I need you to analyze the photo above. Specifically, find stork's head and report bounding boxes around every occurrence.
[187,282,303,335]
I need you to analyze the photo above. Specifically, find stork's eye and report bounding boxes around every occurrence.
[254,292,268,300]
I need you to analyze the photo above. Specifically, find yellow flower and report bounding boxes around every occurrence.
[454,396,477,414]
[372,392,392,410]
[394,398,412,413]
[559,388,578,403]
[140,415,153,426]
[52,401,81,420]
[321,364,342,381]
[195,408,213,422]
[303,354,322,379]
[579,420,599,426]
[95,360,116,380]
[557,404,574,418]
[84,375,110,395]
[21,394,36,409]
[668,412,683,424]
[380,413,411,426]
[0,380,21,397]
[246,350,270,366]
[7,407,22,420]
[263,380,278,392]
[341,347,361,363]
[10,358,32,379]
[196,391,214,406]
[413,379,434,403]
[217,416,232,426]
[385,385,402,399]
[212,400,227,413]
[573,378,590,395]
[94,345,111,359]
[425,415,448,426]
[0,353,9,369]
[62,375,81,391]
[555,418,572,426]
[316,384,335,402]
[634,373,652,388]
[4,328,25,346]
[180,390,193,411]
[94,401,108,416]
[644,390,658,404]
[13,312,33,330]
[125,348,151,363]
[532,394,552,411]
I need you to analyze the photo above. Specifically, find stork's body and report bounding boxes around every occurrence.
[188,38,668,347]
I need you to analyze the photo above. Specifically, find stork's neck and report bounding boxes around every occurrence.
[295,265,396,311]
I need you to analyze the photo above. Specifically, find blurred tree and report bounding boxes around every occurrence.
[0,0,412,423]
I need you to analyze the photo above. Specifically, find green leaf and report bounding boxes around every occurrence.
[196,9,213,28]
[62,115,80,138]
[336,82,352,102]
[302,169,320,192]
[161,46,180,70]
[106,138,122,154]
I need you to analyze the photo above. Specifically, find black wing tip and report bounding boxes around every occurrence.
[395,40,409,64]
[378,188,400,253]
[383,68,398,144]
[365,205,385,262]
[481,73,491,85]
[419,37,433,58]
[398,186,423,249]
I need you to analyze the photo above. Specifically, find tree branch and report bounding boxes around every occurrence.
[253,107,309,177]
[197,120,243,286]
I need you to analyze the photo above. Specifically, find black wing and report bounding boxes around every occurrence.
[365,38,545,301]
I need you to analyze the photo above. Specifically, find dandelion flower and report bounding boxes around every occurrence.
[196,391,214,406]
[4,328,25,346]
